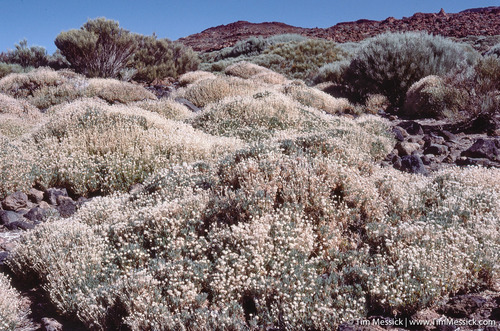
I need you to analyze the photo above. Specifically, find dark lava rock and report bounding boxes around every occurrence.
[0,251,9,266]
[2,191,28,211]
[175,97,202,113]
[56,196,77,218]
[440,294,487,318]
[44,188,68,206]
[0,210,35,230]
[400,155,428,175]
[23,206,48,223]
[461,138,500,161]
[424,143,449,155]
[397,121,424,135]
[392,126,408,141]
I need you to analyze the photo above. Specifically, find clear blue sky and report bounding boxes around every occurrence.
[1,0,499,54]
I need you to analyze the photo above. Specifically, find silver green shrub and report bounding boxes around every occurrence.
[343,32,479,108]
[55,18,137,78]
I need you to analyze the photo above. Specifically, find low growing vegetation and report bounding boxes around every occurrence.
[0,25,499,331]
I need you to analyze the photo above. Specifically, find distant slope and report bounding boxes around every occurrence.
[178,7,500,52]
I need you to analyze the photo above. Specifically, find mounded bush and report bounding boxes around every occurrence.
[173,75,261,108]
[7,150,499,329]
[0,68,87,109]
[403,75,465,119]
[281,80,354,115]
[224,61,288,84]
[178,70,216,86]
[26,99,241,196]
[343,32,479,108]
[132,98,194,120]
[85,78,156,103]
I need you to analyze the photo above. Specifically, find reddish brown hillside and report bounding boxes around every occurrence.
[177,7,500,52]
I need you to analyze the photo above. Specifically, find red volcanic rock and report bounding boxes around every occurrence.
[177,7,500,53]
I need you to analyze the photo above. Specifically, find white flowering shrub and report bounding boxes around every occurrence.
[280,80,354,115]
[84,78,156,104]
[0,273,34,331]
[178,70,216,86]
[3,67,499,330]
[0,68,87,109]
[132,98,195,120]
[172,75,264,108]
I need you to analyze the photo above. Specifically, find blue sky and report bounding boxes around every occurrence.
[1,0,499,54]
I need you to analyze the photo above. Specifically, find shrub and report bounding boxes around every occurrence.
[0,93,43,138]
[281,80,354,115]
[403,75,465,119]
[85,78,156,103]
[55,17,137,78]
[264,38,344,81]
[313,60,350,85]
[485,42,500,57]
[343,32,479,108]
[173,75,260,108]
[132,98,195,120]
[178,70,216,86]
[3,39,49,68]
[7,152,498,329]
[0,137,37,198]
[0,273,33,331]
[0,68,87,109]
[27,99,241,196]
[0,62,27,79]
[224,61,288,84]
[130,35,199,83]
[441,54,500,127]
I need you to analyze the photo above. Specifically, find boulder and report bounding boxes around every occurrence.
[400,155,428,175]
[41,317,63,331]
[44,188,68,206]
[28,188,45,204]
[461,138,500,161]
[56,196,76,218]
[424,143,449,156]
[2,191,28,211]
[24,206,48,223]
[0,210,34,230]
[396,141,421,156]
[398,121,424,135]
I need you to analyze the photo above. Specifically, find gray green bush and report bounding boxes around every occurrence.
[343,32,479,108]
[55,18,137,78]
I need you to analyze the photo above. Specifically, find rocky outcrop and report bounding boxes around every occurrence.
[178,7,500,52]
[382,119,500,173]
